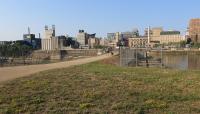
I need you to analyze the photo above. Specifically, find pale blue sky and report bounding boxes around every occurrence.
[0,0,199,41]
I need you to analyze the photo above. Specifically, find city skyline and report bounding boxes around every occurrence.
[0,0,200,41]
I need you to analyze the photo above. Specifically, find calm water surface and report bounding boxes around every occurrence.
[162,54,200,70]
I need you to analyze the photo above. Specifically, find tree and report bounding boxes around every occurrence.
[193,43,200,48]
[0,42,33,66]
[186,38,192,44]
[0,44,10,66]
[180,41,186,48]
[0,45,6,66]
[20,44,32,64]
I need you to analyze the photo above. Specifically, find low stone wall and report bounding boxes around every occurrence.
[61,49,101,58]
[31,50,61,60]
[32,49,103,60]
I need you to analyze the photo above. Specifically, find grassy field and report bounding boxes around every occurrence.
[1,58,200,114]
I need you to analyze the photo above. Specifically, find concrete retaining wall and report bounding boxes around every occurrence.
[32,49,103,60]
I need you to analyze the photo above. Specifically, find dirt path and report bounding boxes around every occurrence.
[0,54,111,83]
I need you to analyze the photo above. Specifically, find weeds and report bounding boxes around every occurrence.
[0,61,200,113]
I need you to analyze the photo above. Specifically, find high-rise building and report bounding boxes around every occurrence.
[189,18,200,43]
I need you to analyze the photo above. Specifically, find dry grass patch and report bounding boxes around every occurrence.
[0,59,200,113]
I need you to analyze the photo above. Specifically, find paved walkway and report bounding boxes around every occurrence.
[0,54,111,83]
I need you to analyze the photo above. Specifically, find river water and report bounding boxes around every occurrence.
[119,48,200,70]
[162,53,200,70]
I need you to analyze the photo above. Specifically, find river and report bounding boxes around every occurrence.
[162,53,200,70]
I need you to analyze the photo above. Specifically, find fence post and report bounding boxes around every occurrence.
[135,47,138,67]
[160,46,163,68]
[120,47,122,66]
[145,47,149,68]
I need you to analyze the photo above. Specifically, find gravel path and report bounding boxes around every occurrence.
[0,54,111,83]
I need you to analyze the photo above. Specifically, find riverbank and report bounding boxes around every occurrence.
[0,54,111,83]
[0,58,200,113]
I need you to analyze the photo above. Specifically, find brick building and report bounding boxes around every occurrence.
[189,18,200,43]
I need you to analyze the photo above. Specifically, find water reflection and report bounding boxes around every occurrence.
[162,54,200,70]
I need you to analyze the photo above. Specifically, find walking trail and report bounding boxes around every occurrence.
[0,54,111,83]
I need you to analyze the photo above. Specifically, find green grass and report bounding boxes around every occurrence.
[1,61,200,114]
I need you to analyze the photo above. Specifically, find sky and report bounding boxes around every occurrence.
[0,0,199,41]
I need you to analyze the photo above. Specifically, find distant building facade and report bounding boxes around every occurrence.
[23,34,41,49]
[144,27,184,44]
[56,35,68,50]
[0,41,4,45]
[0,41,14,46]
[128,37,148,47]
[121,29,139,39]
[41,25,65,50]
[88,37,102,49]
[107,32,121,48]
[77,30,87,47]
[145,27,163,38]
[107,29,140,48]
[158,31,184,44]
[189,18,200,43]
[107,33,115,40]
[76,30,97,49]
[22,27,41,49]
[88,38,96,49]
[99,38,105,46]
[128,27,184,47]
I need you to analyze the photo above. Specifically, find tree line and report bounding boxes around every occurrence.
[0,43,33,66]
